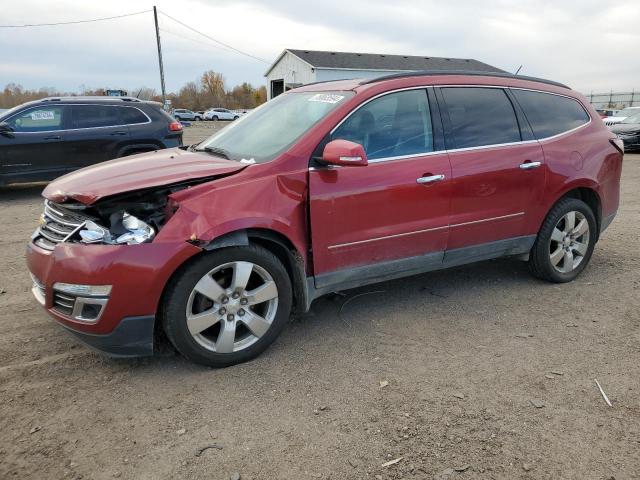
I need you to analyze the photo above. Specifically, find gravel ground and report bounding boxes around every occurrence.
[0,143,638,479]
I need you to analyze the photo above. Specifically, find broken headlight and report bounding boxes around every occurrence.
[79,212,155,245]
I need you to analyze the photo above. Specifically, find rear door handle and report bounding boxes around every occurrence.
[110,131,127,136]
[519,161,541,170]
[417,174,445,184]
[43,135,61,140]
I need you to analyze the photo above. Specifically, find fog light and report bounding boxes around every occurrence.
[53,283,112,297]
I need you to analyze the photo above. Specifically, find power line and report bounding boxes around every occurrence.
[160,27,231,53]
[158,10,269,64]
[0,9,151,28]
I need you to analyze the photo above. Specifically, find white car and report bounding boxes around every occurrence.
[604,106,640,126]
[204,108,239,121]
[172,109,203,121]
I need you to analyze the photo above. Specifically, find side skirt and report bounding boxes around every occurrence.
[306,235,536,309]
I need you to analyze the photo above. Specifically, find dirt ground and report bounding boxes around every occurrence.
[0,131,638,479]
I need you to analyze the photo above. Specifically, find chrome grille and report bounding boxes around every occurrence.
[34,200,87,250]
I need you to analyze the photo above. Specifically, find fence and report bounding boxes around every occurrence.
[584,91,639,109]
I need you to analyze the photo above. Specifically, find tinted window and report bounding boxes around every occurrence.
[119,107,148,124]
[332,89,433,160]
[7,106,65,132]
[71,105,120,128]
[441,87,521,149]
[512,90,589,138]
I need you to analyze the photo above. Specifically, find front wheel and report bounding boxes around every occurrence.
[162,245,292,367]
[529,198,597,283]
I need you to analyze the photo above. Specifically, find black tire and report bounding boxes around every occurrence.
[233,116,239,120]
[162,245,292,367]
[529,197,597,283]
[212,116,219,121]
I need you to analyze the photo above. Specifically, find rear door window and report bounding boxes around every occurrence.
[7,106,66,132]
[332,89,434,160]
[119,107,148,125]
[71,105,121,129]
[440,87,521,149]
[512,90,590,138]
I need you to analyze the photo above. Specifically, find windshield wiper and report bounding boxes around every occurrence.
[199,146,232,160]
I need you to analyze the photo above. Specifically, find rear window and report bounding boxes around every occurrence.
[71,105,120,128]
[512,90,590,139]
[440,87,521,149]
[119,107,148,124]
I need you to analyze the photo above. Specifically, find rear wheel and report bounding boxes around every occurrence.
[212,115,219,121]
[529,198,597,283]
[162,245,292,367]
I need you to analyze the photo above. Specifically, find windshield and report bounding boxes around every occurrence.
[617,107,640,118]
[621,112,640,124]
[195,91,353,163]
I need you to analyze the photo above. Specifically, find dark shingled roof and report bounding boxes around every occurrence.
[285,49,505,73]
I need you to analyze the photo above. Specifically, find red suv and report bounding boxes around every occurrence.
[26,72,623,367]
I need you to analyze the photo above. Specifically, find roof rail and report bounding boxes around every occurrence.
[40,96,143,103]
[359,70,570,89]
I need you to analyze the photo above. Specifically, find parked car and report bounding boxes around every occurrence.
[610,112,640,152]
[0,96,183,186]
[204,108,239,121]
[596,108,619,119]
[172,109,202,121]
[26,72,622,367]
[603,106,640,126]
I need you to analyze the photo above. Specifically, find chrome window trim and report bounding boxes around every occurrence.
[4,104,151,134]
[322,84,591,165]
[327,212,525,250]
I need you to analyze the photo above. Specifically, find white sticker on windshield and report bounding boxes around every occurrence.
[308,93,345,104]
[31,111,55,121]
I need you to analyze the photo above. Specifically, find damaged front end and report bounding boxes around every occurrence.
[35,180,202,250]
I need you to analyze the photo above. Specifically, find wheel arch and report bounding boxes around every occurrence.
[165,228,310,316]
[544,184,602,238]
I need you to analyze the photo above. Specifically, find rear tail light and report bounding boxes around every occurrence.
[609,138,624,155]
[169,121,183,132]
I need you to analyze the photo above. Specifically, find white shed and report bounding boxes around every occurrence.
[264,49,504,99]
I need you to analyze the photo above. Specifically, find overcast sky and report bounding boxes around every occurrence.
[1,0,638,94]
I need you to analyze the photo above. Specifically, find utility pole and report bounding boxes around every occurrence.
[153,6,167,108]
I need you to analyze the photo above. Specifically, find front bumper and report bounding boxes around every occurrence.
[26,239,200,356]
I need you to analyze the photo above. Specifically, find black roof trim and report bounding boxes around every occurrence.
[360,70,570,89]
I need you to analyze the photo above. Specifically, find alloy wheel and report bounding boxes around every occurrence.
[549,211,590,273]
[186,261,279,353]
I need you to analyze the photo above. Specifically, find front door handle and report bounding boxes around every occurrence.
[519,161,541,170]
[110,131,127,136]
[417,174,445,184]
[43,135,61,140]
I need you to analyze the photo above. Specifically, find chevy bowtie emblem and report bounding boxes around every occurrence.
[39,214,46,226]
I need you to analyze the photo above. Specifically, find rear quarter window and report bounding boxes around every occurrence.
[119,107,148,124]
[512,90,590,139]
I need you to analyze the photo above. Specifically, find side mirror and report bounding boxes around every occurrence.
[0,122,14,138]
[321,139,368,167]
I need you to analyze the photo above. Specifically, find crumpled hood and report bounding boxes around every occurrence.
[42,148,246,205]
